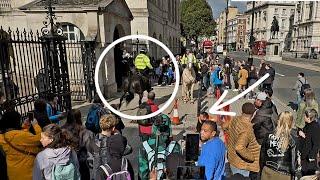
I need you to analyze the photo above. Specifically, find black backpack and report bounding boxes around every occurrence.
[299,79,311,97]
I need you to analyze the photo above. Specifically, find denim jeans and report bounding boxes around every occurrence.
[202,74,210,89]
[230,165,250,177]
[296,94,302,106]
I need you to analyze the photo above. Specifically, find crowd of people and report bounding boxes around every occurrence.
[0,48,319,180]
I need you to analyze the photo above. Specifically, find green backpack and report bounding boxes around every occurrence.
[51,161,80,180]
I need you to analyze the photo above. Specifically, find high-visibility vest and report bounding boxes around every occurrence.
[134,54,153,70]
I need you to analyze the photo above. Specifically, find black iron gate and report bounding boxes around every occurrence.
[0,26,96,115]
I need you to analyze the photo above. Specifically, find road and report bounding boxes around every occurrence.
[228,51,320,109]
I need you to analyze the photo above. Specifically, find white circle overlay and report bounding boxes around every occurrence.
[94,35,180,120]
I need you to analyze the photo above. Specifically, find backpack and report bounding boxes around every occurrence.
[99,158,131,180]
[51,161,80,180]
[299,79,311,97]
[217,69,223,80]
[86,105,109,134]
[142,141,178,179]
[138,103,153,135]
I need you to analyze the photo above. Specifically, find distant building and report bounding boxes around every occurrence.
[227,14,247,51]
[245,1,295,50]
[216,7,239,46]
[292,1,320,56]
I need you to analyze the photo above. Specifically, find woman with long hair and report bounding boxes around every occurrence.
[32,124,80,180]
[296,89,319,129]
[62,109,94,180]
[260,111,297,180]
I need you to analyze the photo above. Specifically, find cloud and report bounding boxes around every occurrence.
[207,0,247,19]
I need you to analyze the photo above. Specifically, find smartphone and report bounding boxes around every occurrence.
[27,112,34,122]
[185,134,200,162]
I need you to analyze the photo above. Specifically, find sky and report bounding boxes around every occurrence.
[207,0,247,19]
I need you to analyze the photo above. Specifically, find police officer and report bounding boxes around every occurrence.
[134,49,153,76]
[134,49,153,91]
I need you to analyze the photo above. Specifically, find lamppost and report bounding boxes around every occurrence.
[224,0,229,54]
[41,0,63,36]
[248,1,255,66]
[136,31,139,56]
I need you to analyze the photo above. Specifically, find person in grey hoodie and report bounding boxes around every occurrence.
[32,124,80,180]
[292,72,309,109]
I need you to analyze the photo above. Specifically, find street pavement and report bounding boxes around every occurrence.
[228,51,320,109]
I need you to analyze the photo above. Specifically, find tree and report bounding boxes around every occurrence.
[181,0,216,44]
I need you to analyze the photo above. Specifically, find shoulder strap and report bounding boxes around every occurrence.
[100,164,113,177]
[3,134,37,156]
[298,79,304,85]
[166,141,177,155]
[121,158,128,171]
[142,141,153,155]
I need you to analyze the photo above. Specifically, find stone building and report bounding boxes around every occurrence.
[216,7,239,46]
[125,0,181,59]
[0,0,133,97]
[245,1,295,50]
[291,1,320,56]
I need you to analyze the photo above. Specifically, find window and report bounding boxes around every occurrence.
[281,19,285,28]
[62,23,84,41]
[282,9,286,15]
[275,8,278,14]
[240,31,243,36]
[291,9,295,15]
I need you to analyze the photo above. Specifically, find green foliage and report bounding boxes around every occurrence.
[181,0,216,39]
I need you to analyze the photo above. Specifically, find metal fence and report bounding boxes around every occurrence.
[0,27,96,115]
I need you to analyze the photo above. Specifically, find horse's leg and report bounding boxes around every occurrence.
[119,93,126,108]
[138,93,143,105]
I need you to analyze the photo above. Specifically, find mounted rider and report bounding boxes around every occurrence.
[134,49,153,92]
[181,49,200,80]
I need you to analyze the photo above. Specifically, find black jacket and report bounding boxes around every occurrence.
[264,68,274,84]
[260,133,297,176]
[300,121,320,161]
[252,99,277,145]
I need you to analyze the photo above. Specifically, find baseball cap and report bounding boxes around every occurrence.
[256,92,268,101]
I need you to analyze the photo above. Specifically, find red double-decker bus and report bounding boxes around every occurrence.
[253,41,267,56]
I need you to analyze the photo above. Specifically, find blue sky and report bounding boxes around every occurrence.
[207,0,247,19]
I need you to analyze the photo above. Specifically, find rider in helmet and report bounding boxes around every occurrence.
[134,48,153,91]
[135,49,153,74]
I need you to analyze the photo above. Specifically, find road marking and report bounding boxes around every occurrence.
[276,72,285,77]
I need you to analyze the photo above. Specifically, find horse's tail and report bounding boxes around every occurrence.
[121,75,135,105]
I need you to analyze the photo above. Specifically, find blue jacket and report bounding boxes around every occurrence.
[211,67,223,85]
[198,137,226,180]
[46,103,62,123]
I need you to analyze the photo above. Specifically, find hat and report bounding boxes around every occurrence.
[256,92,268,101]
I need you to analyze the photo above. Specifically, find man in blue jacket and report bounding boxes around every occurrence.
[46,93,65,123]
[197,121,226,180]
[211,64,224,96]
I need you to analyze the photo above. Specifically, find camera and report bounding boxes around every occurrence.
[152,114,164,126]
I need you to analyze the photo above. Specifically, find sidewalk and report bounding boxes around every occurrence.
[230,51,320,72]
[253,54,320,72]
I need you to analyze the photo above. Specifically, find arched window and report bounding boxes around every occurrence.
[61,23,85,41]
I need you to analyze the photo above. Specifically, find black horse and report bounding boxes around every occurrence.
[119,71,151,108]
